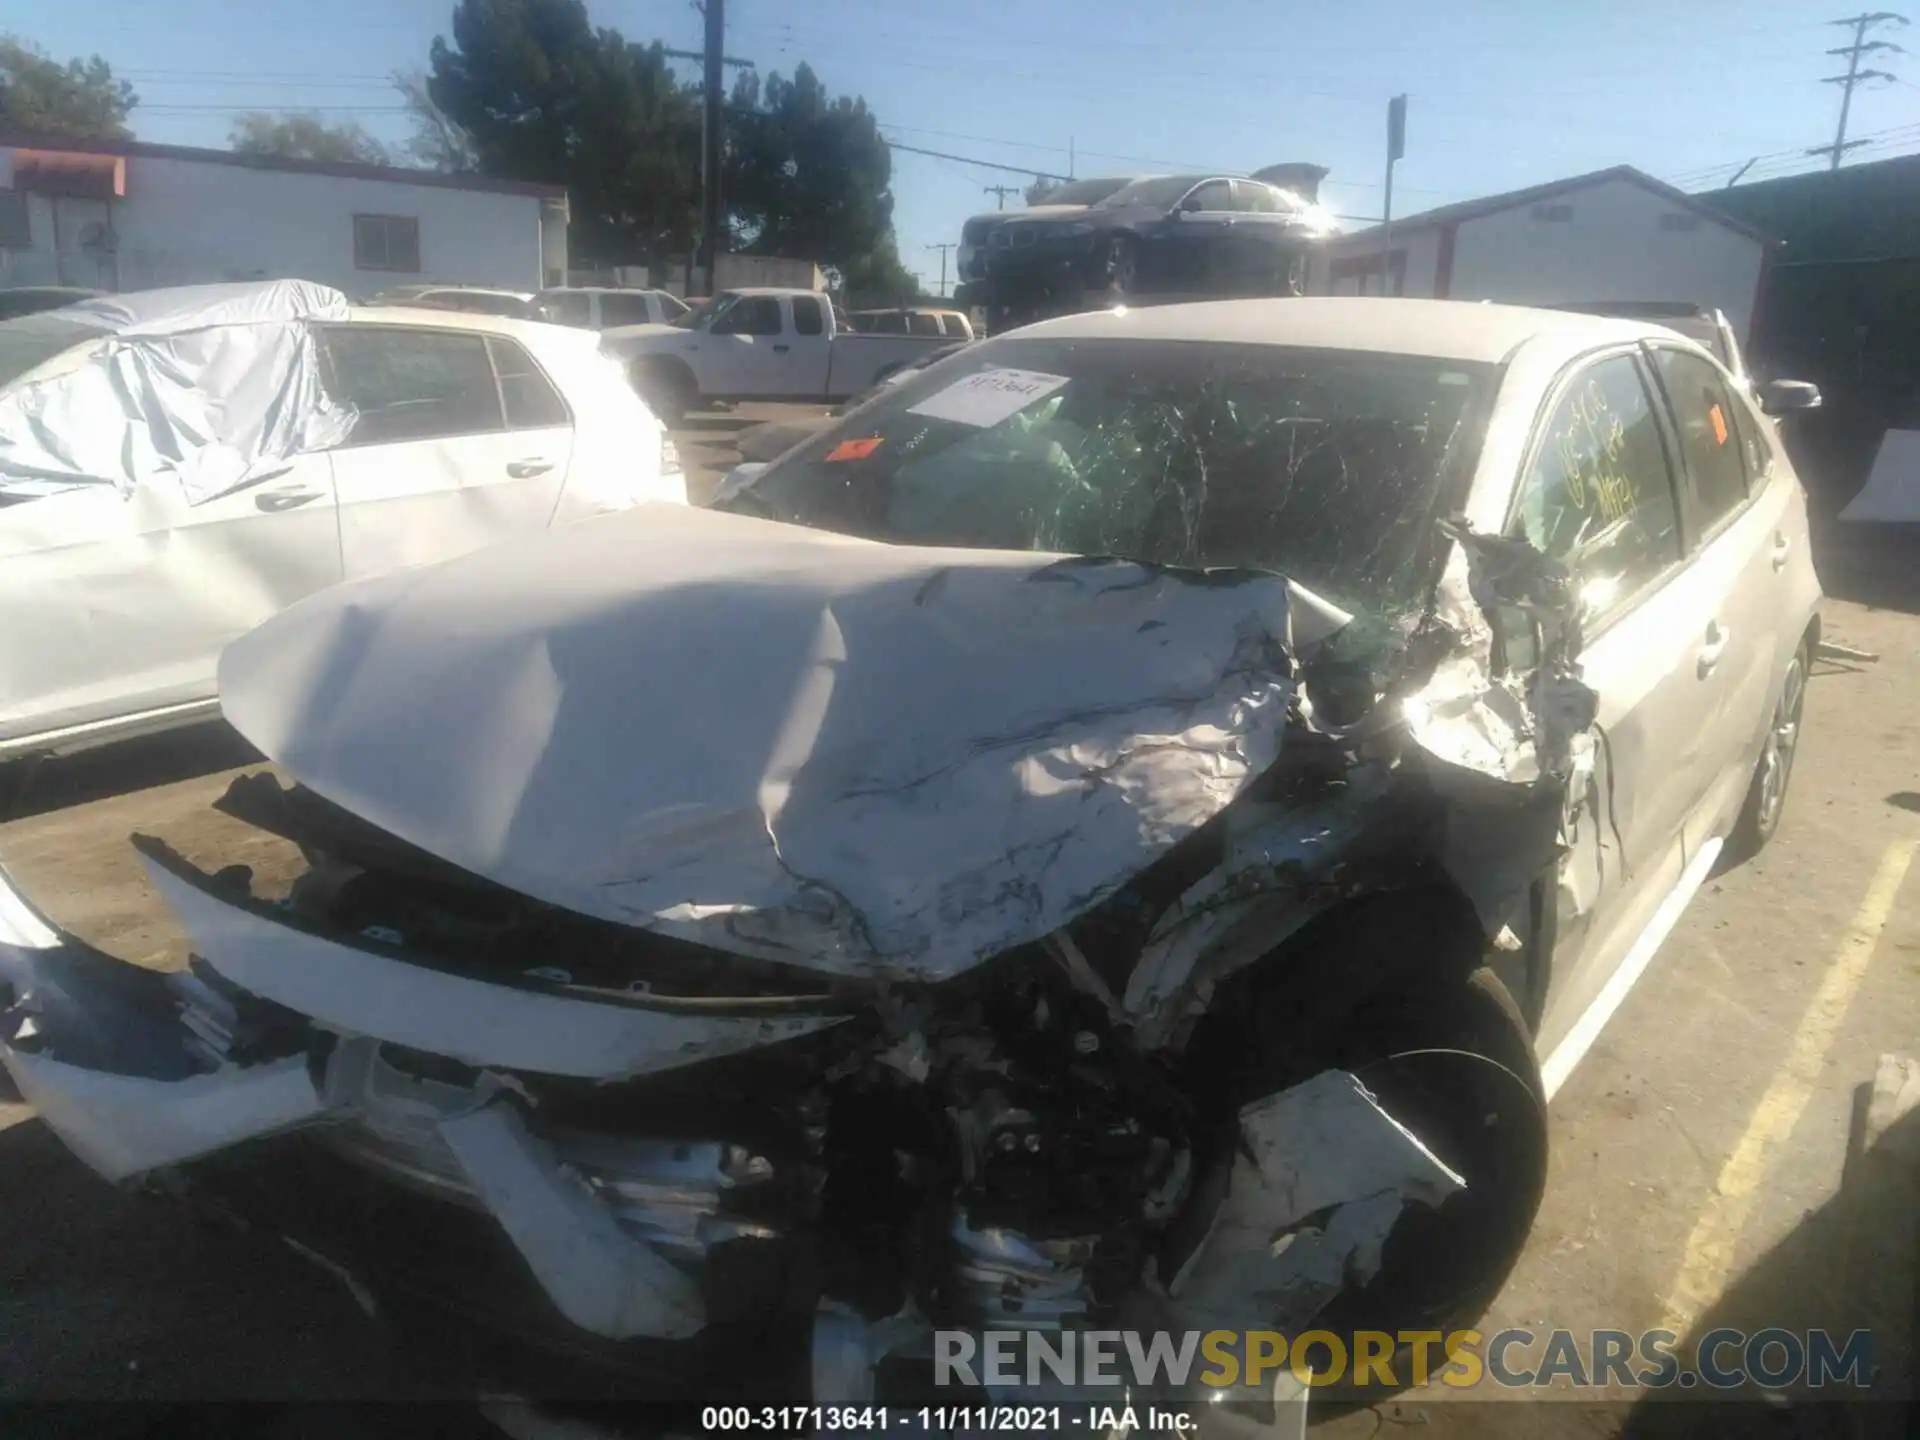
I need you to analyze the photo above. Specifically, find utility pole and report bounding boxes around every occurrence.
[925,242,955,296]
[669,1,742,294]
[1809,12,1907,169]
[1382,94,1406,296]
[661,37,755,284]
[983,184,1021,209]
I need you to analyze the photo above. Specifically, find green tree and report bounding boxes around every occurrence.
[229,111,392,165]
[393,70,477,172]
[0,35,136,140]
[835,236,926,307]
[724,63,900,281]
[421,0,916,284]
[426,0,701,268]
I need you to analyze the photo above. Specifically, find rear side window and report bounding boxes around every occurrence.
[792,296,825,336]
[445,292,530,319]
[486,336,569,430]
[712,297,783,337]
[537,292,592,328]
[323,326,505,446]
[1510,352,1682,627]
[1651,348,1750,539]
[907,312,941,337]
[1184,180,1233,212]
[598,292,655,327]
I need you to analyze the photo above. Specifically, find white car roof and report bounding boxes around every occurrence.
[1008,297,1665,365]
[342,305,591,344]
[410,286,534,301]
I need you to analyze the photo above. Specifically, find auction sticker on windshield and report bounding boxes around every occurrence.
[906,368,1070,427]
[825,437,884,462]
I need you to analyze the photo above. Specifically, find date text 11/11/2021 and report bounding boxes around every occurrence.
[700,1406,1199,1433]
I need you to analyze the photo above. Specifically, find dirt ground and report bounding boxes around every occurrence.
[1,423,1917,1436]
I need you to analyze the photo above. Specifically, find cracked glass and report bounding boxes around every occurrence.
[726,338,1497,616]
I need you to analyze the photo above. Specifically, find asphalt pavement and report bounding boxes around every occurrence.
[0,413,1915,1436]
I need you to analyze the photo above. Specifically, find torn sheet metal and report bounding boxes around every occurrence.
[0,280,353,505]
[7,1046,323,1183]
[218,503,1296,982]
[0,888,331,1181]
[139,851,844,1079]
[440,1102,707,1340]
[1168,1069,1464,1334]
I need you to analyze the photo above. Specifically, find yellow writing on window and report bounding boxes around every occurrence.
[1552,379,1638,525]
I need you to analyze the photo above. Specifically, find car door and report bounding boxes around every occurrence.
[1157,179,1238,292]
[1222,180,1303,295]
[0,454,341,749]
[319,323,573,580]
[783,294,834,398]
[1644,343,1784,849]
[700,295,791,398]
[1503,349,1727,1068]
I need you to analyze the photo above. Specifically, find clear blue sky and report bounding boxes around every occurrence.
[16,0,1920,291]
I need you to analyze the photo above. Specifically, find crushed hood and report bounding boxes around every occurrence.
[218,506,1296,982]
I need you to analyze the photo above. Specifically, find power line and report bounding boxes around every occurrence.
[1809,11,1908,169]
[1664,120,1920,191]
[885,138,1071,183]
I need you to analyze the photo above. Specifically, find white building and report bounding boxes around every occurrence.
[0,134,569,296]
[1312,165,1775,341]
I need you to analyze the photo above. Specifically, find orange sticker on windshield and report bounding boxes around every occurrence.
[1709,404,1729,446]
[826,437,883,462]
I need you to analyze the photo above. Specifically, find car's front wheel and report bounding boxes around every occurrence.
[1726,636,1810,862]
[1177,894,1549,1401]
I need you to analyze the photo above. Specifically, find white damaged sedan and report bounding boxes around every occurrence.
[0,281,684,762]
[0,299,1823,1408]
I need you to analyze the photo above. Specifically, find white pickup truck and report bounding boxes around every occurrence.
[603,287,959,421]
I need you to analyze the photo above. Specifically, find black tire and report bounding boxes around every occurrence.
[1182,895,1549,1404]
[632,361,696,426]
[1725,636,1810,865]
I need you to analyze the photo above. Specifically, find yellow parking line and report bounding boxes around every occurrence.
[1659,835,1918,1337]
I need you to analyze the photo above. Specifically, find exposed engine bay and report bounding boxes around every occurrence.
[0,502,1579,1405]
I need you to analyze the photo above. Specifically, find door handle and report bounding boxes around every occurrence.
[255,487,322,513]
[1698,620,1731,677]
[507,458,555,479]
[773,343,791,353]
[1771,533,1792,571]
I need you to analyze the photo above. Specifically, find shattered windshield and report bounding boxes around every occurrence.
[725,337,1497,616]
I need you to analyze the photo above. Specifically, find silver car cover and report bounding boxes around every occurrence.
[0,279,354,504]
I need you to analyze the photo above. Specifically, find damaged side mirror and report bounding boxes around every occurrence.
[1437,515,1579,678]
[1759,379,1822,416]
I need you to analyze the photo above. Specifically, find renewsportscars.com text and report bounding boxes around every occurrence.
[934,1327,1875,1392]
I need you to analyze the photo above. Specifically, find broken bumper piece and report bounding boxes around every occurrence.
[0,853,822,1346]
